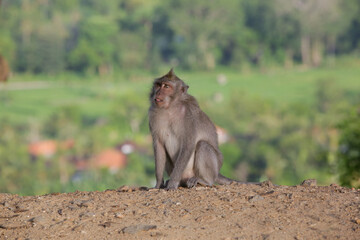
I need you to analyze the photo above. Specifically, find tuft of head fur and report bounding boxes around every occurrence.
[159,68,181,82]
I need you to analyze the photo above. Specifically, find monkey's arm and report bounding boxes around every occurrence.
[153,138,167,188]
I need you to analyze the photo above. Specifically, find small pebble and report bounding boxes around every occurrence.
[301,179,317,187]
[114,213,124,219]
[248,195,264,203]
[121,224,157,234]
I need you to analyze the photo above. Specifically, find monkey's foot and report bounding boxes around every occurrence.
[160,181,168,189]
[165,180,179,190]
[186,177,198,188]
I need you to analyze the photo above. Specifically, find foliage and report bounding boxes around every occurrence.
[208,93,324,185]
[43,105,81,139]
[68,16,118,73]
[337,109,360,188]
[109,91,148,135]
[1,0,360,72]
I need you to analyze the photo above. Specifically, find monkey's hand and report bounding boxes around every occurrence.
[165,180,179,190]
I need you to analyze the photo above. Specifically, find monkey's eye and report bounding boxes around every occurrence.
[162,83,170,89]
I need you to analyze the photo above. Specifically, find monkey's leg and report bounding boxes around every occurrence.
[187,141,219,188]
[163,160,174,188]
[153,139,167,189]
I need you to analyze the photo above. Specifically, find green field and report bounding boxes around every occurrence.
[1,58,360,195]
[2,58,360,124]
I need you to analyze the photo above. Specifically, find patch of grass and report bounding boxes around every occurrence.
[182,59,360,106]
[1,57,360,123]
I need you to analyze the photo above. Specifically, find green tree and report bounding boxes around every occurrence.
[315,79,343,113]
[164,0,248,69]
[68,16,118,74]
[275,0,357,67]
[109,92,148,135]
[337,108,360,188]
[43,105,81,140]
[35,22,66,74]
[116,0,161,70]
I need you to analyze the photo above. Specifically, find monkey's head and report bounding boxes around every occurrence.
[150,68,189,109]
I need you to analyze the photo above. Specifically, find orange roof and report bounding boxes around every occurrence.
[28,139,74,158]
[28,140,57,157]
[95,149,127,171]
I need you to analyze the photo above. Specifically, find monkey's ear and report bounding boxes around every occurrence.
[182,84,189,93]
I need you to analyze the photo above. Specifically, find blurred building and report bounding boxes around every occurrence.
[94,149,127,174]
[28,139,74,161]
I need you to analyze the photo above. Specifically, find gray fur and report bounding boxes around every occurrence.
[148,69,233,190]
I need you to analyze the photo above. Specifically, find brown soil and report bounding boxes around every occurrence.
[1,181,359,240]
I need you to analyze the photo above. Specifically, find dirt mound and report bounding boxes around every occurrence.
[1,181,359,239]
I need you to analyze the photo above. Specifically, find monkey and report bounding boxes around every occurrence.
[148,68,234,190]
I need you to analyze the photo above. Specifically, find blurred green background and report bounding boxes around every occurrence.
[0,0,360,195]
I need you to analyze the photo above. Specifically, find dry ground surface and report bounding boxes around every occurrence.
[1,180,359,240]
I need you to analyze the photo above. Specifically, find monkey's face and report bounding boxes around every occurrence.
[152,81,175,109]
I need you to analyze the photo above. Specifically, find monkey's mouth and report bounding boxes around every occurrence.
[155,98,163,103]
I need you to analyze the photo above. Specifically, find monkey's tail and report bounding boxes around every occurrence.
[216,174,262,186]
[216,174,234,185]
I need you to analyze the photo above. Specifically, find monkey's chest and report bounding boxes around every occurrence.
[153,115,184,160]
[161,130,180,159]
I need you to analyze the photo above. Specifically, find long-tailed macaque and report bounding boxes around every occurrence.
[148,69,233,190]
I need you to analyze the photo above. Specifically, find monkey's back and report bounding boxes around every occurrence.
[182,95,219,148]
